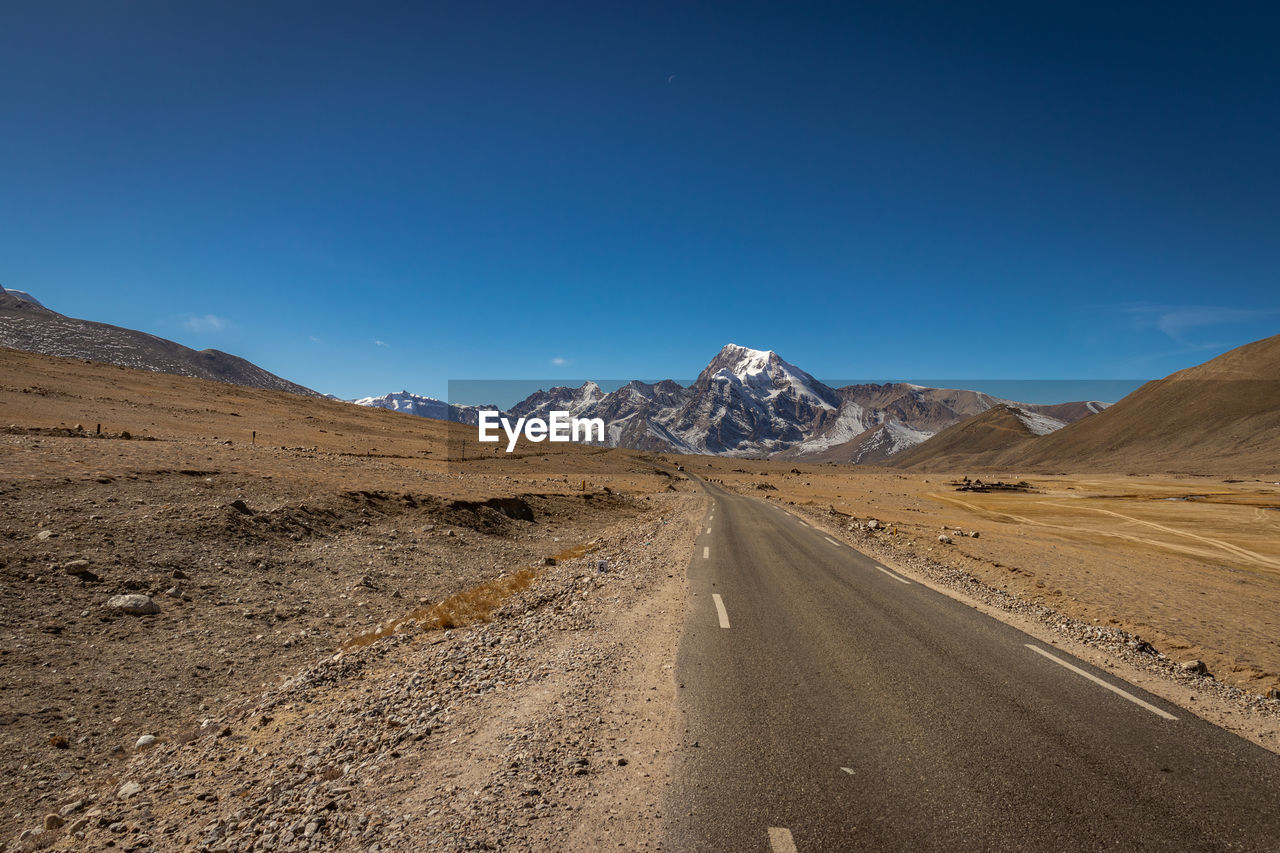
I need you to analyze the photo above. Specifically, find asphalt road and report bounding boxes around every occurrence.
[665,477,1280,852]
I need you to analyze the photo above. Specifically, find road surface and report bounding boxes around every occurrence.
[665,477,1280,851]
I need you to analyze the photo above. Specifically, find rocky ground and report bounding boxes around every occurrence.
[0,416,701,851]
[5,493,699,851]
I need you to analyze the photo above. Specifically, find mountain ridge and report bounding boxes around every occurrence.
[0,285,319,397]
[360,344,1107,462]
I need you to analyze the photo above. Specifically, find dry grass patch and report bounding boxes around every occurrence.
[341,540,600,652]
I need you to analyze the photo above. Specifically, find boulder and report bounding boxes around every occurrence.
[107,594,160,616]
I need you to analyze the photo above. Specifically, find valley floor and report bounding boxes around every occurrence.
[4,349,1279,850]
[0,421,701,850]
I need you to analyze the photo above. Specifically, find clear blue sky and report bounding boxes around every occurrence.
[3,1,1277,400]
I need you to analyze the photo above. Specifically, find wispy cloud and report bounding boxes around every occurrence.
[550,356,569,366]
[374,339,388,347]
[181,313,227,333]
[1123,304,1273,347]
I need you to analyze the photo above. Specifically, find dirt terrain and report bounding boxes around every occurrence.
[0,348,699,849]
[5,345,1280,849]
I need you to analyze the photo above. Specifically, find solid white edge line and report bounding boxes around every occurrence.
[712,593,730,629]
[823,536,839,546]
[875,566,911,585]
[768,827,797,853]
[703,546,709,559]
[1025,644,1178,720]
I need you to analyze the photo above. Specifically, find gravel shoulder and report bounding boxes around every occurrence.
[12,492,701,852]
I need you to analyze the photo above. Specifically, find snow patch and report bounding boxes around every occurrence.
[1013,407,1067,436]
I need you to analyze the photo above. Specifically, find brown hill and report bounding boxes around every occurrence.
[887,404,1041,470]
[893,334,1280,474]
[0,285,318,396]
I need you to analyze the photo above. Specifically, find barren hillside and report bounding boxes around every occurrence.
[0,287,317,396]
[892,334,1280,474]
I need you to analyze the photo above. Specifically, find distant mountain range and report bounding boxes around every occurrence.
[351,391,488,425]
[354,344,1108,463]
[0,285,318,396]
[7,283,1272,471]
[891,333,1280,473]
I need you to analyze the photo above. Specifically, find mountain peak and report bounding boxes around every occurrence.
[699,344,783,383]
[695,343,840,413]
[0,284,49,311]
[717,343,778,371]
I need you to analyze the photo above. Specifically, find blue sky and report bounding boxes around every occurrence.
[2,1,1277,400]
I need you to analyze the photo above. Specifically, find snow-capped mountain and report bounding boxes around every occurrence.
[499,344,1105,461]
[353,344,1107,462]
[351,391,487,425]
[508,381,607,420]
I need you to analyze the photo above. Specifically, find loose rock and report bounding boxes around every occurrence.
[107,594,160,616]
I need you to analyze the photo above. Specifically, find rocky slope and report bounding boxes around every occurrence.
[0,286,317,397]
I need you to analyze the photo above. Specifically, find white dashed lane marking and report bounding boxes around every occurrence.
[823,536,839,546]
[876,566,911,585]
[768,827,798,852]
[712,594,730,628]
[1026,644,1178,720]
[703,546,709,559]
